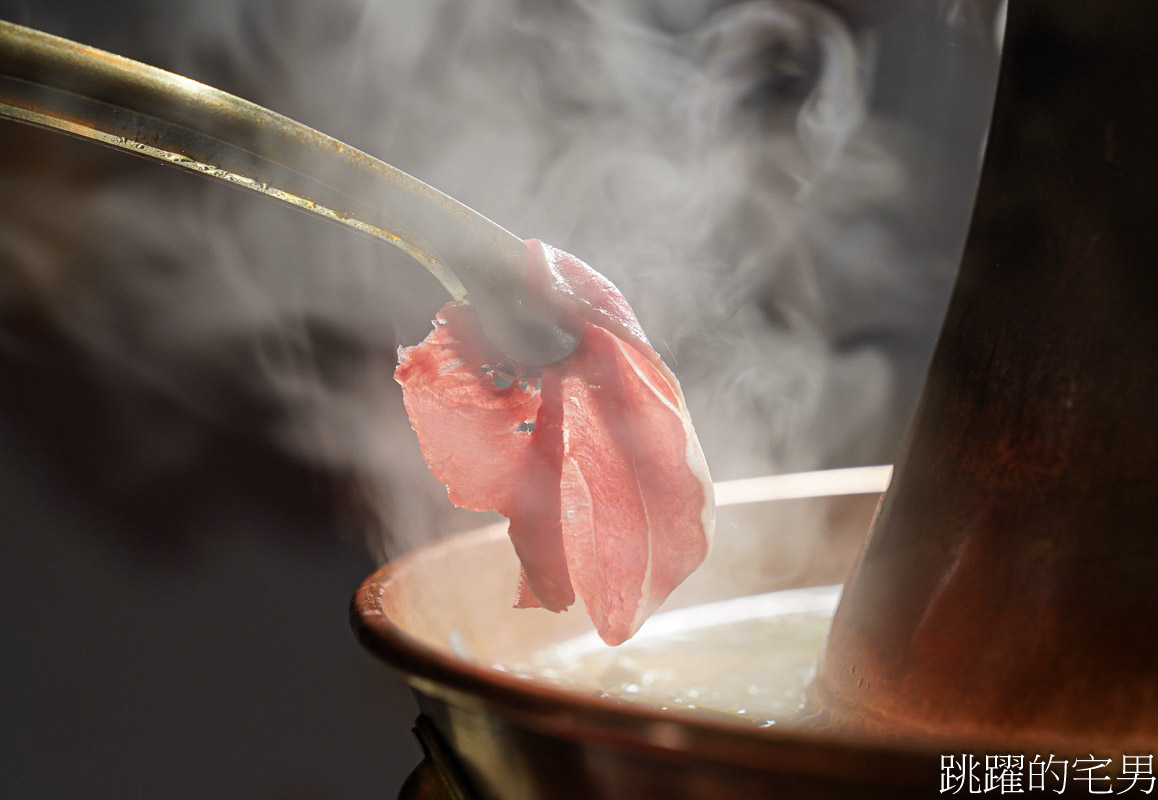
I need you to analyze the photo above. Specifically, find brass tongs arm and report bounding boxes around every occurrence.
[0,20,579,365]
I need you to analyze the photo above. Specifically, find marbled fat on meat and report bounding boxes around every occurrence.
[395,240,714,645]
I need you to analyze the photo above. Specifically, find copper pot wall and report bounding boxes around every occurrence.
[817,0,1158,750]
[352,489,956,800]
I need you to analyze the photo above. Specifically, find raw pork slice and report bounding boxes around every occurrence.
[395,240,714,645]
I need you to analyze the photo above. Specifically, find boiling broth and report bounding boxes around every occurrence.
[497,585,839,726]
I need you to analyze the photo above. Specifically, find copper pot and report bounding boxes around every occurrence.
[352,476,963,799]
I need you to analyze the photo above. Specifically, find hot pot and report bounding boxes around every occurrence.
[351,474,949,799]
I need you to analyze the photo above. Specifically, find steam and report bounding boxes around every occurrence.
[0,0,999,561]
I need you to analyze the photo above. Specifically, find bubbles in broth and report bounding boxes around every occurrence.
[496,585,839,726]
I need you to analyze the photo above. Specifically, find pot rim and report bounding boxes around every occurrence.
[351,472,960,788]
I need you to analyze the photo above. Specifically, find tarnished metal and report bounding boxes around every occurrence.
[0,20,579,365]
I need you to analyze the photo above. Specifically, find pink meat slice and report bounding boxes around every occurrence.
[394,304,574,612]
[526,240,651,354]
[395,240,714,644]
[558,325,714,644]
[393,302,534,512]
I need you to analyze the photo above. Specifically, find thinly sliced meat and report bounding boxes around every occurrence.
[395,303,538,512]
[396,241,714,644]
[559,326,713,644]
[396,304,574,611]
[504,370,573,611]
[526,239,651,356]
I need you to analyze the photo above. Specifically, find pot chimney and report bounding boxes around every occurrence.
[817,0,1158,749]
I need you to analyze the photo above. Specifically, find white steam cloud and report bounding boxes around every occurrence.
[0,0,1000,558]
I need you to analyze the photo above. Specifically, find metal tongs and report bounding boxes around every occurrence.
[0,20,579,366]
